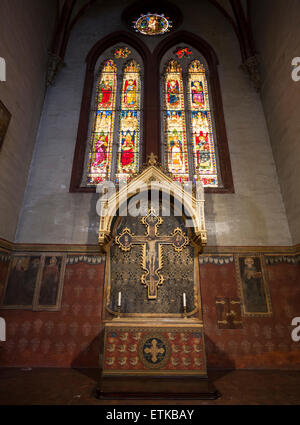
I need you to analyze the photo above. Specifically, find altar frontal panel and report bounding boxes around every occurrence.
[102,324,206,376]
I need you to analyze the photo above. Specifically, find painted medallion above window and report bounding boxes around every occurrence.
[133,13,172,36]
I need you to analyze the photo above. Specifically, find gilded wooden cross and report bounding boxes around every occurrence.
[115,209,189,299]
[144,339,165,363]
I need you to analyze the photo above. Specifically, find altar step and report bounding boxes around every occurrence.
[96,376,220,400]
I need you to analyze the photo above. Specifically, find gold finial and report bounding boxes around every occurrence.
[147,152,158,166]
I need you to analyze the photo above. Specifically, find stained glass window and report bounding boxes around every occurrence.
[164,60,189,182]
[162,52,219,187]
[189,60,218,186]
[87,59,117,184]
[117,60,141,182]
[85,45,218,188]
[114,47,131,59]
[175,47,192,59]
[85,47,143,186]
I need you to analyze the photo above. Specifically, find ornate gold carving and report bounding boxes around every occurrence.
[98,164,207,251]
[192,231,207,247]
[115,227,134,252]
[114,209,190,300]
[170,228,189,253]
[147,152,158,166]
[98,231,111,247]
[140,243,164,300]
[144,339,165,362]
[138,333,171,369]
[141,208,163,237]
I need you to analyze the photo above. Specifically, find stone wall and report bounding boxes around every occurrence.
[251,0,300,244]
[0,0,56,241]
[14,0,292,247]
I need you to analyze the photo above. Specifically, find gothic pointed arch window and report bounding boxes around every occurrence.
[71,33,233,193]
[81,45,143,186]
[161,45,221,187]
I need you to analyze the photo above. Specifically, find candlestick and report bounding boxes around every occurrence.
[183,292,186,307]
[116,292,122,318]
[183,293,187,318]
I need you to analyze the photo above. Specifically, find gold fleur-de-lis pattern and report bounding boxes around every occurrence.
[103,327,206,373]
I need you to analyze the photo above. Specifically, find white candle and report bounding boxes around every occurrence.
[183,292,186,308]
[118,291,122,307]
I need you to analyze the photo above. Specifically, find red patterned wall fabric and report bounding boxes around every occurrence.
[0,261,104,367]
[0,254,299,369]
[200,262,300,369]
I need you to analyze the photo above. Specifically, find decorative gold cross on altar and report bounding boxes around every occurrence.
[144,339,164,363]
[115,209,189,299]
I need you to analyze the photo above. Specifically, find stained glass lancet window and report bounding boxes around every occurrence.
[189,60,218,186]
[164,60,189,182]
[87,59,117,184]
[85,47,143,186]
[117,60,141,182]
[162,49,220,188]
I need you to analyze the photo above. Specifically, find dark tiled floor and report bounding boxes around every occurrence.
[0,368,299,405]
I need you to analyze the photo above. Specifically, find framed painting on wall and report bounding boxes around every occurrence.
[1,255,42,309]
[1,254,66,311]
[235,254,272,317]
[0,100,11,150]
[34,255,66,311]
